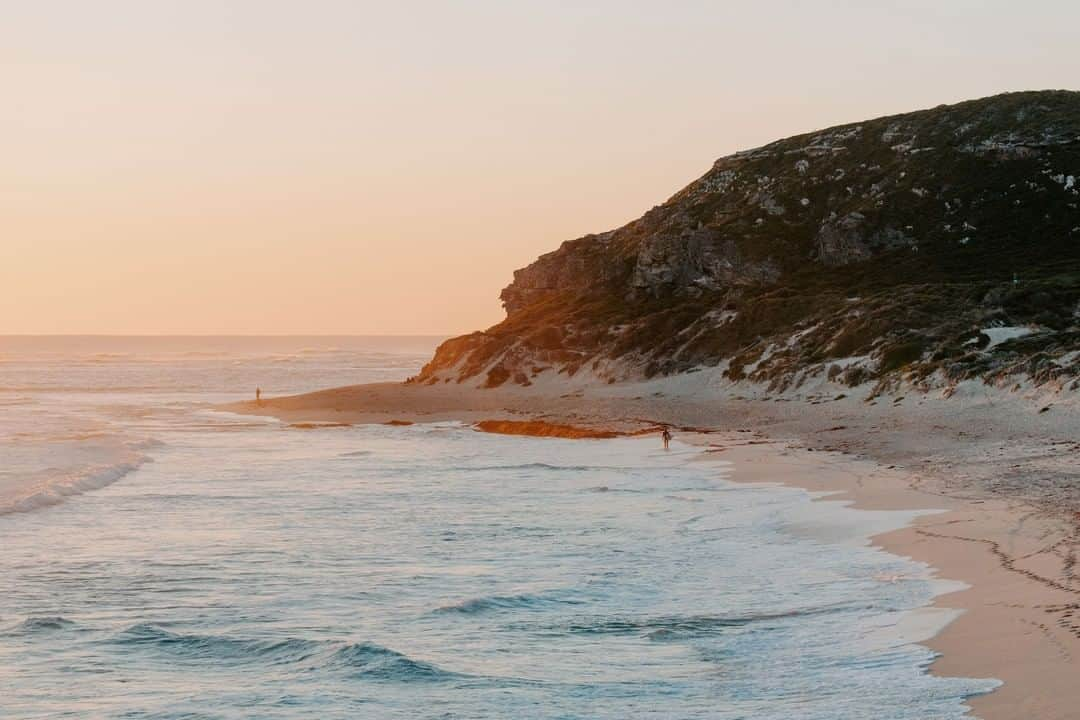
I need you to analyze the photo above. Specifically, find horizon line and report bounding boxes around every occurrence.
[0,333,454,338]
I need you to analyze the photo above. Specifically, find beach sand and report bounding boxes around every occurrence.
[715,440,1080,720]
[225,376,1080,719]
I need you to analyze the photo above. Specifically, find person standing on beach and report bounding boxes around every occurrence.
[256,387,261,406]
[662,428,672,450]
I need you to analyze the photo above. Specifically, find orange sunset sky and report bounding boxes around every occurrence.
[4,1,1078,335]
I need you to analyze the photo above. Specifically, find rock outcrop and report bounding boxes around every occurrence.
[415,91,1080,395]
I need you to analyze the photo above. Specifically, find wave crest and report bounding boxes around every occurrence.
[564,605,866,639]
[109,625,458,681]
[112,624,324,665]
[3,458,150,515]
[8,616,76,634]
[434,592,583,615]
[327,642,457,681]
[463,462,599,472]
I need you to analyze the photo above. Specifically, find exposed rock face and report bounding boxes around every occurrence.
[498,232,620,315]
[816,217,918,266]
[416,91,1080,394]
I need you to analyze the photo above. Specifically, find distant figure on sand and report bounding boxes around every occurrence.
[256,387,261,406]
[662,428,672,450]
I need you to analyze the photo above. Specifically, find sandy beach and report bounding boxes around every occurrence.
[225,375,1080,719]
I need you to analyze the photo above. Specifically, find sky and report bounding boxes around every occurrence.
[3,1,1078,335]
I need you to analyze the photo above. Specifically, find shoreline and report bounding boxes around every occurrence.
[707,436,1078,720]
[224,377,1080,719]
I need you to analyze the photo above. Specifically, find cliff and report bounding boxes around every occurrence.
[416,91,1080,396]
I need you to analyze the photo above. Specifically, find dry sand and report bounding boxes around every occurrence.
[224,374,1080,719]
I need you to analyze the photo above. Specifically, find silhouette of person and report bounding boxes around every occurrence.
[256,387,261,406]
[662,428,672,450]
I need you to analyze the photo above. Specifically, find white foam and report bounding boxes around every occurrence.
[0,436,154,516]
[4,457,149,514]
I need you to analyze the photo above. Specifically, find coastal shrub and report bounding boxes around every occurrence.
[525,326,564,350]
[879,339,926,373]
[483,365,511,388]
[827,319,878,358]
[724,362,745,381]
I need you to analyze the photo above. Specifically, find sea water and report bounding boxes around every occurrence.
[0,337,997,718]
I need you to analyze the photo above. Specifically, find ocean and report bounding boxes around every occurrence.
[0,336,997,718]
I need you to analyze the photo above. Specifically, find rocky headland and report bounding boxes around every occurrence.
[416,91,1080,398]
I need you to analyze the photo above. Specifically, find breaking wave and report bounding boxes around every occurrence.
[7,616,77,634]
[2,460,148,515]
[434,592,584,615]
[460,462,607,472]
[0,437,157,515]
[337,450,373,457]
[326,642,459,681]
[561,605,868,639]
[109,624,459,681]
[111,624,325,665]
